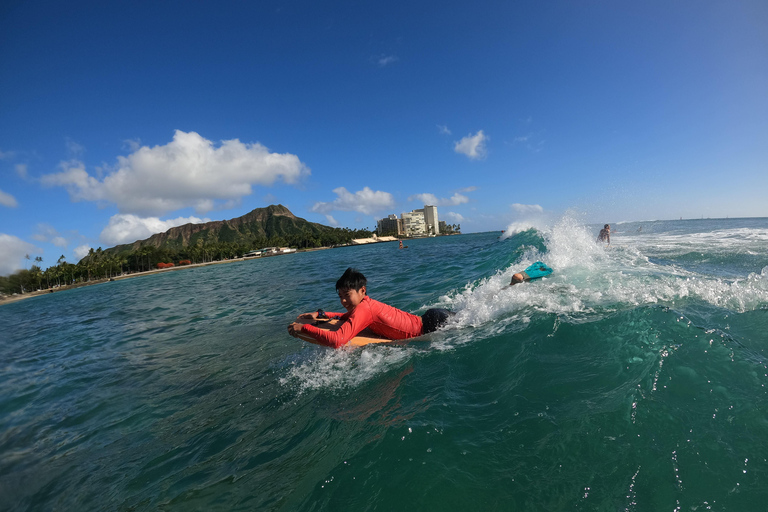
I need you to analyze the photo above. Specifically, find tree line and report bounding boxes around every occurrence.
[1,228,374,297]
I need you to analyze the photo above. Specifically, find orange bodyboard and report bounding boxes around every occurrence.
[293,317,394,347]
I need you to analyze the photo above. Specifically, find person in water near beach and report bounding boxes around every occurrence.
[597,224,611,244]
[509,261,554,286]
[288,267,453,348]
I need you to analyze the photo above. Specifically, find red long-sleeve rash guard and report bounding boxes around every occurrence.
[301,296,424,348]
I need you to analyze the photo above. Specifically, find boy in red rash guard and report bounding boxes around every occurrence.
[288,268,452,349]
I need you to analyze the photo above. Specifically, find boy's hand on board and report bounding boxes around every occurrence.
[287,322,303,338]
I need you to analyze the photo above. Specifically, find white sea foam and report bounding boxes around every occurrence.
[443,216,768,330]
[280,344,413,393]
[499,219,547,240]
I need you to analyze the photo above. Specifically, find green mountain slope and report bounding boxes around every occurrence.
[99,204,367,259]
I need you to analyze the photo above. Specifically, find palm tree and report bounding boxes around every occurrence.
[86,248,95,281]
[29,265,43,291]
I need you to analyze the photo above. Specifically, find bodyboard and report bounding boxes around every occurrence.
[523,261,553,280]
[293,317,393,347]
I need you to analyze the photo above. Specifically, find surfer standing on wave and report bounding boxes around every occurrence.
[288,268,452,348]
[596,224,611,244]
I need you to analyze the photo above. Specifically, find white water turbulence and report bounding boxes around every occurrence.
[442,215,768,335]
[281,215,768,391]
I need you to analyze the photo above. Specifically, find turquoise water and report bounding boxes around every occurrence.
[2,217,768,511]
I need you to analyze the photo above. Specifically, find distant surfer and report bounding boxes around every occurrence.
[398,240,407,249]
[597,224,611,244]
[288,268,452,348]
[509,261,553,286]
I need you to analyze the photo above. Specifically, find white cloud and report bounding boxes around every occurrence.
[511,203,544,214]
[0,189,18,208]
[0,150,14,160]
[99,213,211,246]
[446,193,469,205]
[408,191,471,206]
[444,212,465,222]
[40,130,310,216]
[30,224,72,248]
[409,193,439,205]
[40,160,103,200]
[437,125,451,135]
[0,234,39,275]
[378,55,399,67]
[324,215,339,226]
[311,187,395,215]
[15,164,27,178]
[122,138,141,152]
[73,244,91,260]
[51,236,68,248]
[454,130,487,160]
[31,224,59,243]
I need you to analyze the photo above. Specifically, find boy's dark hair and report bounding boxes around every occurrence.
[336,267,367,291]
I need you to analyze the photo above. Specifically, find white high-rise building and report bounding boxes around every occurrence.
[423,205,439,235]
[379,205,440,237]
[401,210,426,235]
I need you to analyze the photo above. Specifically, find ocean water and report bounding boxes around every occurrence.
[2,217,767,511]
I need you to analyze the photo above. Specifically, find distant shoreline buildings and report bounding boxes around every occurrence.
[377,205,457,237]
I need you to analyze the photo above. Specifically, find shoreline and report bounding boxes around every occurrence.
[1,235,454,307]
[0,249,331,307]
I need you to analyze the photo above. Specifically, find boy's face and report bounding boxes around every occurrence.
[338,286,366,312]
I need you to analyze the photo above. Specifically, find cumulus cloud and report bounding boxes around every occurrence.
[73,244,91,260]
[454,130,487,160]
[311,187,395,216]
[0,189,18,207]
[40,130,310,216]
[100,213,211,246]
[408,191,471,206]
[511,203,544,215]
[0,234,39,275]
[444,212,465,222]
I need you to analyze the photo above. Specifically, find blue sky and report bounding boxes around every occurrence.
[1,0,767,274]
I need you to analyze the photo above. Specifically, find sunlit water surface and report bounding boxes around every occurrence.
[2,217,768,511]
